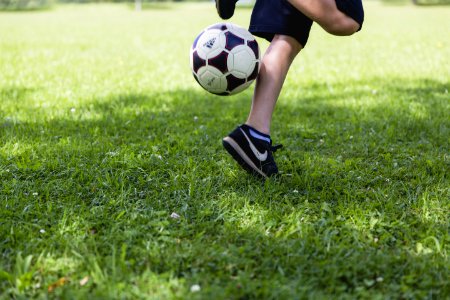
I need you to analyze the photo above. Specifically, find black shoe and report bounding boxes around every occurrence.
[216,0,238,20]
[222,124,282,178]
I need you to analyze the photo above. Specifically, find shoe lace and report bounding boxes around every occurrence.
[270,144,283,152]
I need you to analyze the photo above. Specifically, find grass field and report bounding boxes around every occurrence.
[0,1,449,299]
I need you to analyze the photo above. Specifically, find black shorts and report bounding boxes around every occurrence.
[249,0,364,47]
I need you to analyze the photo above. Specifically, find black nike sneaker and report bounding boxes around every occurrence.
[216,0,238,20]
[222,124,282,178]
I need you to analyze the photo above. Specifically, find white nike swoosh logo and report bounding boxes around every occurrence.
[240,128,268,161]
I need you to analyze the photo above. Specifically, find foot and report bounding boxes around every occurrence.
[222,124,282,178]
[215,0,238,20]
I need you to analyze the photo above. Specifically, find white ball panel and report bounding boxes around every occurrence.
[227,23,255,41]
[195,30,226,60]
[228,45,256,78]
[197,66,227,94]
[229,81,252,95]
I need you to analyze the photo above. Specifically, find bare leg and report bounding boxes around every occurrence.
[246,35,302,135]
[287,0,359,35]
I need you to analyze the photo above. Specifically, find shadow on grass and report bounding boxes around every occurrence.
[0,77,448,298]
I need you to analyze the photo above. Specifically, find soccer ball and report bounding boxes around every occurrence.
[190,23,260,96]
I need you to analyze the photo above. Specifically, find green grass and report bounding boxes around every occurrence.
[0,2,449,299]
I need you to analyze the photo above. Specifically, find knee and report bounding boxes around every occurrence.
[271,35,303,58]
[323,18,360,36]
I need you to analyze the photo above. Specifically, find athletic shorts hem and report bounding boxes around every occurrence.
[249,0,313,47]
[249,25,311,47]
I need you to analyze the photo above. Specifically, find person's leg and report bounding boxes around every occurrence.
[222,0,312,178]
[246,34,302,135]
[287,0,360,35]
[222,34,301,178]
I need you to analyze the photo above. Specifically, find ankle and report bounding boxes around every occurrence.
[244,122,270,136]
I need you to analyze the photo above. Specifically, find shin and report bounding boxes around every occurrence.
[246,35,302,134]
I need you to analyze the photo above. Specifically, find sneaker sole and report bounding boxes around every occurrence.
[222,136,268,178]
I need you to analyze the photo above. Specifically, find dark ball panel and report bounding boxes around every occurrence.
[247,40,259,59]
[224,31,245,51]
[192,51,206,73]
[213,91,230,96]
[208,51,229,73]
[226,74,247,92]
[248,62,259,81]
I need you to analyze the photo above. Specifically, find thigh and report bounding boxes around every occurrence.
[288,0,364,29]
[287,0,363,34]
[287,0,340,24]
